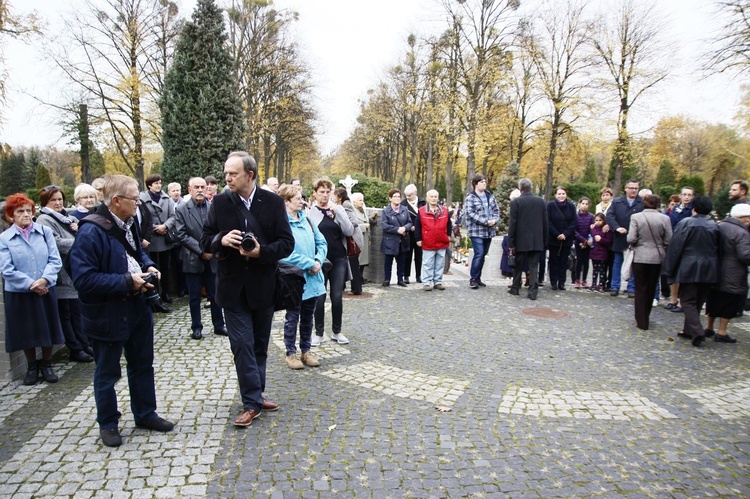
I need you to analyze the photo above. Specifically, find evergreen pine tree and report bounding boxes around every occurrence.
[160,0,245,187]
[581,157,598,183]
[655,159,675,188]
[25,147,41,190]
[1,152,27,196]
[493,161,520,233]
[35,164,52,191]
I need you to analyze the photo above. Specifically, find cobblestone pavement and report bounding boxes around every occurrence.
[0,242,749,497]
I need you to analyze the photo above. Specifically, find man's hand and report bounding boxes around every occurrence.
[221,229,244,249]
[616,227,627,234]
[557,234,566,240]
[141,239,150,249]
[131,273,154,293]
[29,278,49,296]
[200,252,213,260]
[416,241,422,247]
[487,219,497,227]
[602,224,610,233]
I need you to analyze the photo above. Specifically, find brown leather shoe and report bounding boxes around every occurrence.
[233,409,261,427]
[262,399,279,412]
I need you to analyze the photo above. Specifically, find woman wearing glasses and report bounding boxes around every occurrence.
[36,186,94,363]
[0,193,64,384]
[69,183,99,221]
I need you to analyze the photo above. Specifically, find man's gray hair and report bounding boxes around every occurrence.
[228,151,258,179]
[518,178,532,192]
[102,174,138,206]
[404,184,418,196]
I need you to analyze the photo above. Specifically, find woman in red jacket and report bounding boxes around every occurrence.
[415,190,452,291]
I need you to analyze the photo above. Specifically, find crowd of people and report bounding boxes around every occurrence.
[501,176,750,347]
[2,162,748,446]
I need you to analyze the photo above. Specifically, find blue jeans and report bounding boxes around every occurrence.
[91,298,157,429]
[224,305,274,412]
[184,262,224,331]
[383,251,406,283]
[421,248,446,285]
[284,297,317,355]
[470,237,492,280]
[315,257,347,336]
[611,251,635,293]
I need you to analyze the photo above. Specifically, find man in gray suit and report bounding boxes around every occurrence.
[508,178,548,300]
[175,177,226,340]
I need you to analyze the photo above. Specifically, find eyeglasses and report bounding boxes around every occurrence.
[41,185,62,192]
[117,194,141,203]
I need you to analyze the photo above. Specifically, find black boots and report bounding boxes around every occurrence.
[23,362,39,385]
[39,360,58,383]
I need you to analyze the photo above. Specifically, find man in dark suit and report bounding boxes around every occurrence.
[606,179,644,297]
[175,177,226,340]
[200,152,294,427]
[401,184,426,283]
[508,178,548,300]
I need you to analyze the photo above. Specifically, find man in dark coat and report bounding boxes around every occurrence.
[70,174,174,447]
[174,177,226,340]
[508,178,548,300]
[401,184,426,284]
[662,196,720,347]
[200,151,294,427]
[606,179,643,297]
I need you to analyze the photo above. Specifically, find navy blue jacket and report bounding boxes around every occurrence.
[69,206,156,342]
[606,195,644,252]
[380,204,412,255]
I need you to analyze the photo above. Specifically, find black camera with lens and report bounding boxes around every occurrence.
[241,231,257,252]
[142,272,160,301]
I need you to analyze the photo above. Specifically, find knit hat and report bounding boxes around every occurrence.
[730,203,750,218]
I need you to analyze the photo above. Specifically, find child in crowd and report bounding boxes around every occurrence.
[573,197,594,288]
[589,212,613,291]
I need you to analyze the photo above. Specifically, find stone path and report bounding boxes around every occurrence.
[0,240,748,497]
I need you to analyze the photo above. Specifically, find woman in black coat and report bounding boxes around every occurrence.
[546,186,577,290]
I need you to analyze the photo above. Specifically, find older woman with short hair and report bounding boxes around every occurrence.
[0,193,64,384]
[70,183,99,221]
[279,184,327,368]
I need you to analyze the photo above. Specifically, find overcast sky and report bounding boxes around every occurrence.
[1,0,744,155]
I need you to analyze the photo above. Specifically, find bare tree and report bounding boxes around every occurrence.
[591,0,669,195]
[0,0,40,125]
[48,0,179,188]
[703,0,750,77]
[528,0,593,200]
[441,0,519,193]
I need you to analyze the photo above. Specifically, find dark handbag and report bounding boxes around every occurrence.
[164,228,177,245]
[346,236,361,257]
[274,261,306,311]
[508,251,516,268]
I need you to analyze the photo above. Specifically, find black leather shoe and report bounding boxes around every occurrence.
[382,281,390,287]
[213,326,229,336]
[161,293,173,304]
[551,284,558,290]
[39,360,58,383]
[23,362,39,385]
[136,416,174,432]
[476,279,487,287]
[70,350,94,363]
[528,293,537,300]
[703,329,716,338]
[152,302,171,313]
[397,281,407,287]
[714,334,737,343]
[416,277,422,283]
[692,335,705,347]
[191,328,203,340]
[558,285,566,291]
[403,277,410,284]
[677,332,691,339]
[469,279,478,289]
[610,290,619,297]
[508,288,519,296]
[83,345,95,357]
[100,427,122,447]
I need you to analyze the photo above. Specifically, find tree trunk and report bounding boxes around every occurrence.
[426,133,434,190]
[78,104,91,184]
[544,110,562,201]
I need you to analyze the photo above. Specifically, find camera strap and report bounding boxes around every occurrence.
[228,192,267,243]
[79,213,146,269]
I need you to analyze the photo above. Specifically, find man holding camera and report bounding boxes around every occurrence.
[201,151,294,427]
[70,174,174,447]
